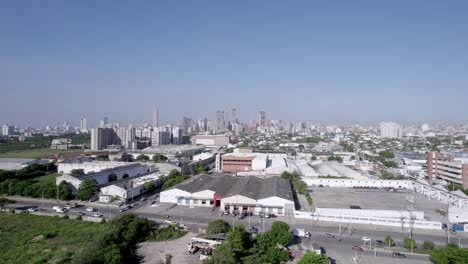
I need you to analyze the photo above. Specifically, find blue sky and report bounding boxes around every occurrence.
[1,0,467,127]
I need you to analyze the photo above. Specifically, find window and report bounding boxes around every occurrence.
[210,200,214,205]
[178,198,183,204]
[185,199,190,205]
[202,200,206,205]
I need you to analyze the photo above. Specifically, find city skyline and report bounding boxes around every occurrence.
[1,1,468,126]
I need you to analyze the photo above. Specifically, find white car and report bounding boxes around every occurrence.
[362,236,371,242]
[92,213,103,217]
[27,207,39,212]
[164,220,176,225]
[85,207,95,212]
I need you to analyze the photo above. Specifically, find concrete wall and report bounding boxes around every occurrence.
[449,207,468,223]
[304,178,412,189]
[58,162,128,174]
[315,208,425,221]
[294,211,442,230]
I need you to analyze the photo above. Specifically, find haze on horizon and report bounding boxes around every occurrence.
[1,1,467,127]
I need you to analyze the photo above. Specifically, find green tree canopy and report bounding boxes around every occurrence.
[136,154,150,161]
[430,244,468,264]
[108,173,117,182]
[70,169,84,175]
[58,180,74,200]
[206,219,230,235]
[298,252,328,264]
[76,179,98,201]
[152,154,168,163]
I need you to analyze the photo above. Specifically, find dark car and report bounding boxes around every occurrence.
[392,252,406,258]
[248,227,259,234]
[375,240,385,246]
[324,233,335,238]
[352,245,363,251]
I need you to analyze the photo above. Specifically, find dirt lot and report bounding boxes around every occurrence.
[138,232,200,264]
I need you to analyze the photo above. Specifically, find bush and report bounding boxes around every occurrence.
[423,241,435,250]
[147,227,187,241]
[404,237,417,250]
[385,235,395,247]
[206,219,230,235]
[62,214,69,219]
[75,179,98,201]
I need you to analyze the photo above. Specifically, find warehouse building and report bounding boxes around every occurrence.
[160,174,295,216]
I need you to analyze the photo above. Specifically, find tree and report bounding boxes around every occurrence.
[0,197,14,213]
[422,241,435,250]
[70,169,85,175]
[194,164,208,175]
[136,154,150,161]
[269,221,292,246]
[385,235,395,247]
[108,173,117,182]
[225,225,253,260]
[143,182,154,192]
[403,237,417,250]
[430,244,468,264]
[58,180,74,200]
[76,179,98,201]
[298,252,328,264]
[152,154,168,163]
[206,219,230,235]
[327,156,343,163]
[203,243,237,264]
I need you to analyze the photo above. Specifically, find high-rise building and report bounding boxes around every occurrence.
[171,126,183,145]
[2,124,14,136]
[216,110,225,133]
[80,117,88,132]
[231,108,238,124]
[153,107,159,128]
[151,127,171,146]
[380,122,402,138]
[182,117,192,133]
[99,117,109,128]
[259,111,267,128]
[91,127,114,150]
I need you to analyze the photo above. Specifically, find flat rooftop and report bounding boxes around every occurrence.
[310,187,448,222]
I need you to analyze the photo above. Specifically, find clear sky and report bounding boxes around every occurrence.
[1,0,467,127]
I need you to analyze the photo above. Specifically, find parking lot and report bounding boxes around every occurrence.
[310,187,449,222]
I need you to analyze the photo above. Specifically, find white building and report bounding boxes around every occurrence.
[160,174,295,216]
[100,173,162,201]
[56,163,149,191]
[191,135,229,147]
[2,124,14,136]
[380,122,403,138]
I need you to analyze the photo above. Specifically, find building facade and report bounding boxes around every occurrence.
[427,151,468,188]
[380,122,403,138]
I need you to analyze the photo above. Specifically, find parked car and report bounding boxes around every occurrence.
[375,240,385,246]
[164,220,176,225]
[392,252,406,258]
[66,202,78,208]
[119,207,128,212]
[140,197,147,202]
[248,227,259,234]
[362,236,371,242]
[92,212,103,218]
[27,207,38,212]
[85,207,95,212]
[324,233,335,238]
[352,245,363,251]
[450,229,457,235]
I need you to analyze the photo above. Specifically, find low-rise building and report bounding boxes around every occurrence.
[191,135,229,147]
[160,174,295,216]
[427,152,468,188]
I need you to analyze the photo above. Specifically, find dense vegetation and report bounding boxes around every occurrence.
[0,213,113,264]
[205,221,295,264]
[297,252,328,264]
[281,171,313,205]
[152,154,168,163]
[85,214,152,264]
[146,225,187,242]
[327,156,343,163]
[430,244,468,264]
[75,179,98,201]
[161,169,189,190]
[0,163,66,199]
[0,135,52,153]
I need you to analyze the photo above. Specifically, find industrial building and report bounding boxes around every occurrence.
[191,135,229,147]
[56,163,150,191]
[160,174,295,216]
[99,173,161,202]
[427,151,468,188]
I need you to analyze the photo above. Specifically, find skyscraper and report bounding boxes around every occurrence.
[100,117,109,128]
[153,107,159,128]
[259,111,267,128]
[231,108,238,124]
[380,122,403,138]
[216,110,225,133]
[80,117,88,132]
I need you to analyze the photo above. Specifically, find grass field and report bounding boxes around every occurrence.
[0,213,112,264]
[33,173,62,184]
[0,149,84,159]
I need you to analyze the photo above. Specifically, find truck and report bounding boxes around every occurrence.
[292,229,311,238]
[311,243,322,255]
[452,223,465,232]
